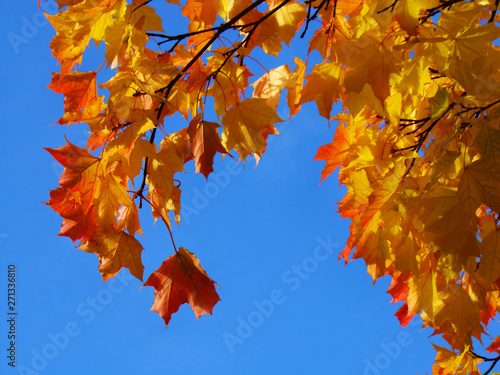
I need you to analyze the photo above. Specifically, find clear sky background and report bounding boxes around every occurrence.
[1,1,492,375]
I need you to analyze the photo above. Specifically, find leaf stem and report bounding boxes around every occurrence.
[137,193,178,253]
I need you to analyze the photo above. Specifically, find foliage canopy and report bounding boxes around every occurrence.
[43,0,500,372]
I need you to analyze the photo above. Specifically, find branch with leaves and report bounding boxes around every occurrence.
[43,1,500,373]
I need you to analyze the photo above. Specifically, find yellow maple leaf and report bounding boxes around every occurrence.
[299,62,342,118]
[252,64,296,108]
[221,98,283,160]
[79,227,144,281]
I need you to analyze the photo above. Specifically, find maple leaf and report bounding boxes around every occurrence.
[79,227,144,282]
[183,0,226,26]
[117,203,142,236]
[252,64,296,108]
[269,1,306,46]
[187,115,227,178]
[392,0,440,35]
[47,72,104,125]
[351,216,391,281]
[48,72,98,111]
[344,83,384,118]
[44,140,102,242]
[434,284,484,347]
[43,139,99,188]
[458,157,500,216]
[338,31,400,104]
[478,229,500,286]
[95,170,133,227]
[286,57,306,117]
[206,48,251,117]
[299,62,342,119]
[486,336,500,354]
[221,98,283,160]
[143,247,220,328]
[314,123,355,182]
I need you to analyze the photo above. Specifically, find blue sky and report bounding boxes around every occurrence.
[0,1,477,374]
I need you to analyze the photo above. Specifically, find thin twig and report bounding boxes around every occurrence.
[420,0,464,23]
[135,0,270,207]
[138,193,178,253]
[489,0,500,23]
[471,351,500,375]
[300,0,331,38]
[210,0,293,78]
[378,0,399,14]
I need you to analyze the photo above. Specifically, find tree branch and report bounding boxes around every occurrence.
[378,0,399,14]
[420,0,465,23]
[300,0,331,38]
[396,97,500,178]
[135,0,274,207]
[471,351,500,375]
[488,0,500,23]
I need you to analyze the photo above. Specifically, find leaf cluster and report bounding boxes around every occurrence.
[43,0,500,372]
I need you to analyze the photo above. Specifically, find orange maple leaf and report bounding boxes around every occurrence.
[47,72,104,125]
[187,115,227,178]
[314,123,353,182]
[44,140,100,241]
[486,336,500,353]
[78,227,145,282]
[143,247,220,328]
[43,138,99,187]
[48,72,98,112]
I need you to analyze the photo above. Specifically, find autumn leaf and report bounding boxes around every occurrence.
[221,98,283,160]
[314,123,354,182]
[478,229,500,286]
[47,72,105,124]
[95,171,133,226]
[117,203,142,236]
[252,64,296,108]
[338,31,400,104]
[299,62,342,119]
[458,157,500,216]
[268,1,306,45]
[486,336,500,354]
[79,227,144,282]
[286,57,306,117]
[43,139,99,188]
[392,0,440,35]
[48,72,98,112]
[44,140,101,242]
[434,283,484,347]
[143,247,220,328]
[187,115,227,178]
